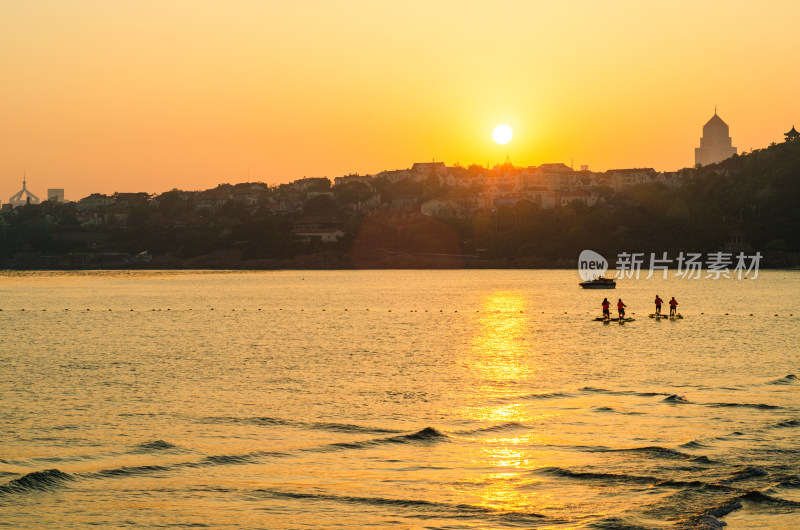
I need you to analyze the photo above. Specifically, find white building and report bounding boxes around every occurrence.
[8,177,40,207]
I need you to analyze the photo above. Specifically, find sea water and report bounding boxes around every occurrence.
[0,270,798,528]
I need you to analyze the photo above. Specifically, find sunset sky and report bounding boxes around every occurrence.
[2,1,799,201]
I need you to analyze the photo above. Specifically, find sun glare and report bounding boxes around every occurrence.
[492,124,513,145]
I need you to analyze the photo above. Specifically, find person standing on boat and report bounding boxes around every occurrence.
[617,299,626,319]
[669,297,678,316]
[654,295,663,315]
[602,298,610,319]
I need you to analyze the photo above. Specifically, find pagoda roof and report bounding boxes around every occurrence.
[785,126,799,137]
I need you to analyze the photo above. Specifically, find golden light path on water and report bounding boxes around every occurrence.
[456,292,563,516]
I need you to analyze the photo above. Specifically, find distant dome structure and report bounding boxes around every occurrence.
[785,126,799,142]
[695,110,737,167]
[9,176,40,207]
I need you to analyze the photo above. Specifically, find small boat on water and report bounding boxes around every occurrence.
[579,276,616,289]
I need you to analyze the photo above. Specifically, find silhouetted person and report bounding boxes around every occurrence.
[617,299,626,319]
[669,297,678,316]
[602,298,610,319]
[654,295,663,315]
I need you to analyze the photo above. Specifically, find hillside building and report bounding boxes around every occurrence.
[695,111,737,166]
[47,189,65,202]
[8,176,40,207]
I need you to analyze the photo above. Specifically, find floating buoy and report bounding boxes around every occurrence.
[21,309,24,311]
[750,314,753,316]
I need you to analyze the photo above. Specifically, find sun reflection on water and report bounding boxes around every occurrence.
[469,291,534,401]
[455,292,566,514]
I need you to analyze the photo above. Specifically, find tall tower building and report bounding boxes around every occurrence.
[8,176,40,207]
[695,111,737,167]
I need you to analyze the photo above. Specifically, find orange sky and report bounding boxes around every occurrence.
[2,1,799,201]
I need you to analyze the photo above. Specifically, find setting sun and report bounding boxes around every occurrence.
[492,124,513,145]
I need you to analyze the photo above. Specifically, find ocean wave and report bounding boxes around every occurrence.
[678,489,800,529]
[777,476,800,488]
[606,446,694,460]
[739,489,800,506]
[0,469,74,495]
[393,426,447,441]
[534,466,735,493]
[588,516,652,529]
[204,415,401,435]
[707,402,781,410]
[534,466,657,485]
[130,440,182,453]
[184,450,288,468]
[455,422,531,436]
[679,440,710,449]
[317,427,448,452]
[591,406,644,415]
[519,391,573,400]
[92,464,173,478]
[768,374,797,385]
[663,394,690,403]
[254,488,548,522]
[198,454,256,466]
[721,466,768,483]
[580,387,670,397]
[307,422,402,435]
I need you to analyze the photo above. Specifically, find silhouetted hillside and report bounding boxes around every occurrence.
[2,138,798,269]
